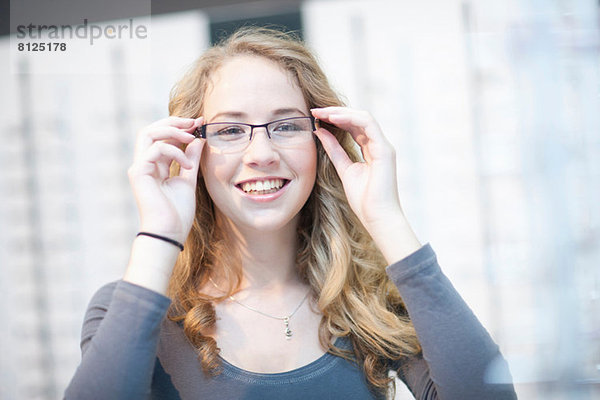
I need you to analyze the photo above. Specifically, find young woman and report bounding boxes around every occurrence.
[65,28,517,399]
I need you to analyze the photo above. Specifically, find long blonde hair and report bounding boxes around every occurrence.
[167,27,421,397]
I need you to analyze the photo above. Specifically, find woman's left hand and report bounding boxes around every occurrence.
[311,107,421,262]
[311,107,401,226]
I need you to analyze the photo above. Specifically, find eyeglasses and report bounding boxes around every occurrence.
[195,116,318,153]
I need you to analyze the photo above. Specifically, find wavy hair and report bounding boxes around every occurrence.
[166,27,421,397]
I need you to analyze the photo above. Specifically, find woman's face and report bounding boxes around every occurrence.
[200,55,317,233]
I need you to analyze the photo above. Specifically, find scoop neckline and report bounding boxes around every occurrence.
[217,336,347,384]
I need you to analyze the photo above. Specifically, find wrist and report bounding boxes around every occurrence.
[123,234,181,295]
[137,232,184,251]
[364,212,422,264]
[138,215,190,244]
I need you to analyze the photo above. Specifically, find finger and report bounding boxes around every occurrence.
[311,107,365,123]
[321,113,373,142]
[147,126,197,143]
[314,127,353,176]
[144,141,193,170]
[135,118,203,159]
[313,113,372,163]
[150,116,198,130]
[192,116,204,131]
[312,109,393,163]
[133,148,172,181]
[312,108,384,142]
[178,116,204,135]
[135,127,194,157]
[179,139,205,183]
[152,116,204,135]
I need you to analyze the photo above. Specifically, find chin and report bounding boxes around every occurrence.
[239,211,300,233]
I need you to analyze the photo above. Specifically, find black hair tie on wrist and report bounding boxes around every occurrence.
[137,232,184,251]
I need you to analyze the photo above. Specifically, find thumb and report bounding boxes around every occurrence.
[180,139,205,183]
[314,127,352,178]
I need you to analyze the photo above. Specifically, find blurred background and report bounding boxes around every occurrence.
[1,0,599,399]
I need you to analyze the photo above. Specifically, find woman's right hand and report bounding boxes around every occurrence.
[127,116,205,245]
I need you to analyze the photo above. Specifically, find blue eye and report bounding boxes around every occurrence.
[205,124,249,143]
[273,122,302,132]
[270,118,313,138]
[215,126,246,136]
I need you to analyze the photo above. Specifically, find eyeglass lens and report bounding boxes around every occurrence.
[203,117,315,153]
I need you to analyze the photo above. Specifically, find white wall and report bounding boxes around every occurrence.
[0,11,210,399]
[303,1,600,399]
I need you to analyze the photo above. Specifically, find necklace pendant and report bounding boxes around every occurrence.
[284,316,292,340]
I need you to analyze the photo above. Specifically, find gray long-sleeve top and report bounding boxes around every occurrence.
[64,244,518,399]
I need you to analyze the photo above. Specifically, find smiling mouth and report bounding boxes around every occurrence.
[237,178,289,195]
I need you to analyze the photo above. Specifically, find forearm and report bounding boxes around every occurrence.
[123,235,181,295]
[364,210,422,265]
[387,245,516,399]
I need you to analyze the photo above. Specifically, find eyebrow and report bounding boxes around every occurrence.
[209,108,306,122]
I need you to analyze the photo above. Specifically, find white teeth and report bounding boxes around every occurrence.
[240,179,285,194]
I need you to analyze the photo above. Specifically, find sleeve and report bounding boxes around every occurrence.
[386,244,517,400]
[64,280,171,400]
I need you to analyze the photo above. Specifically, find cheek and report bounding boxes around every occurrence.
[297,143,318,187]
[200,149,236,195]
[199,144,211,179]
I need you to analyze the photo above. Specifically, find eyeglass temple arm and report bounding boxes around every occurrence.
[194,126,206,139]
[312,117,319,131]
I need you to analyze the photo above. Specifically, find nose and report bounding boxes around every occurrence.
[242,126,280,166]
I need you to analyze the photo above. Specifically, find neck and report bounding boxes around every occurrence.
[215,213,303,294]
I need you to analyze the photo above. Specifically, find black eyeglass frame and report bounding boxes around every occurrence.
[194,116,319,140]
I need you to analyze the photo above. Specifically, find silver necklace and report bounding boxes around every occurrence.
[208,277,310,340]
